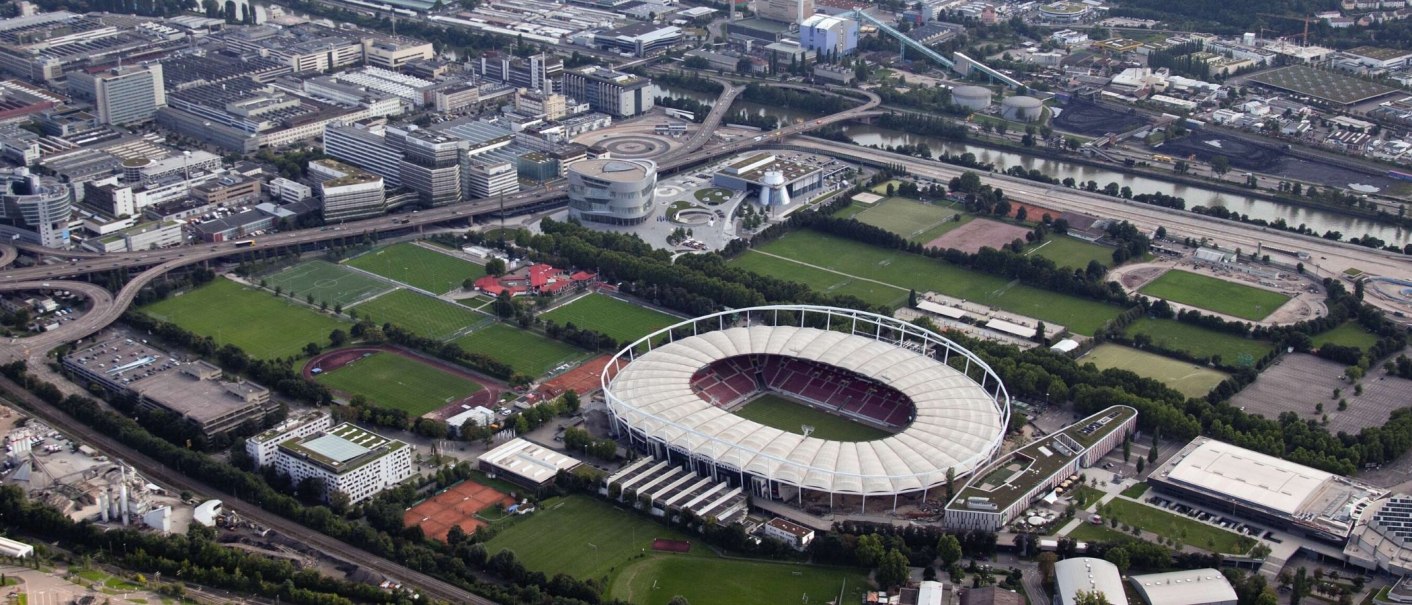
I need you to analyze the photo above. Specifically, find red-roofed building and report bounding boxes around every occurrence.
[474,263,595,297]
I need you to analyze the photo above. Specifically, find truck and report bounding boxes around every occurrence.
[232,240,255,248]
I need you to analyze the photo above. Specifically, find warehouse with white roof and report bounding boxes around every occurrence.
[1129,569,1237,605]
[479,438,583,490]
[1054,558,1125,605]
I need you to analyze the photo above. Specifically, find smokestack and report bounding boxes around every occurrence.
[99,491,109,523]
[120,484,129,526]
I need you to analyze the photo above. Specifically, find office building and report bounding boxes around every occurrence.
[0,167,71,248]
[363,36,435,70]
[567,158,656,225]
[464,158,518,198]
[309,158,386,222]
[562,67,654,118]
[397,129,463,207]
[758,0,814,23]
[270,423,412,505]
[593,23,683,57]
[68,64,166,126]
[472,52,561,92]
[323,121,403,188]
[246,411,334,468]
[800,14,858,56]
[515,89,569,120]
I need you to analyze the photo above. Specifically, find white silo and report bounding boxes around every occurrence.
[952,85,993,111]
[759,170,791,207]
[1001,96,1044,122]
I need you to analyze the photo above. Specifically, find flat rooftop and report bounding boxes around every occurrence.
[479,438,581,485]
[280,423,406,473]
[723,153,821,184]
[1161,438,1331,516]
[571,158,655,182]
[1345,46,1412,61]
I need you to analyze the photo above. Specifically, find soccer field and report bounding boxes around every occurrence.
[486,495,868,605]
[852,197,958,242]
[541,294,679,345]
[1080,344,1229,398]
[734,230,1122,335]
[346,243,482,294]
[1028,236,1115,269]
[734,394,890,441]
[315,351,482,415]
[454,323,585,377]
[140,278,346,359]
[350,289,489,340]
[1139,270,1289,321]
[262,260,391,306]
[1124,318,1275,366]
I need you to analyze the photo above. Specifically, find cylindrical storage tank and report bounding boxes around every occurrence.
[952,85,993,111]
[1001,96,1043,122]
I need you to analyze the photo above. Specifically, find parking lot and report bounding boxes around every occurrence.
[1232,354,1412,435]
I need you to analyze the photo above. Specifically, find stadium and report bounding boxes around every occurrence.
[601,305,1009,513]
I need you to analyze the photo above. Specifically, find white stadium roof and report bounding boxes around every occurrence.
[1165,438,1332,516]
[606,321,1006,496]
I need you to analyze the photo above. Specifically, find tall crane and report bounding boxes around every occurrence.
[1258,13,1317,45]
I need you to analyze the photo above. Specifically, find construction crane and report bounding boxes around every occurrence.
[1258,13,1317,45]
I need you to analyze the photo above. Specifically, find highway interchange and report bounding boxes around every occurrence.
[0,76,1406,602]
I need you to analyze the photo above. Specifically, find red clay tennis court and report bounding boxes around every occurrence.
[541,354,611,397]
[404,480,515,542]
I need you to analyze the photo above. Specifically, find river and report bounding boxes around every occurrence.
[657,85,1412,245]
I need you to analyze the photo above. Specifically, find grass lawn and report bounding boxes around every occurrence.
[314,351,482,415]
[731,251,909,308]
[1066,523,1139,543]
[1312,322,1380,351]
[870,179,903,194]
[1080,343,1230,398]
[351,289,489,340]
[1028,236,1115,269]
[736,230,1122,335]
[141,278,346,359]
[1121,483,1150,499]
[694,188,733,205]
[454,323,586,378]
[541,294,680,345]
[346,243,482,294]
[261,260,392,306]
[1138,270,1290,321]
[1069,485,1105,509]
[1124,318,1275,367]
[485,495,868,605]
[734,393,890,441]
[1098,498,1254,554]
[851,197,958,242]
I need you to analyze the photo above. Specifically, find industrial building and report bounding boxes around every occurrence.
[1128,569,1238,605]
[309,158,386,222]
[66,64,166,126]
[758,0,815,23]
[472,52,562,93]
[1148,437,1382,542]
[593,23,683,57]
[0,166,72,248]
[63,337,276,437]
[562,66,655,118]
[567,158,657,225]
[712,153,824,208]
[478,438,582,491]
[799,14,858,56]
[1054,558,1125,605]
[269,423,413,505]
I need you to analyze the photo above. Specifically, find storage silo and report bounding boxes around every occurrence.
[951,85,993,111]
[1000,95,1044,122]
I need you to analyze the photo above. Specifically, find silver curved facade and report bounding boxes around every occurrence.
[0,168,72,248]
[567,159,656,225]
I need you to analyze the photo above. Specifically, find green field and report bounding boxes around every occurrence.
[734,230,1122,334]
[1097,498,1255,554]
[1080,343,1230,398]
[1028,236,1115,269]
[351,289,488,340]
[314,351,482,415]
[1124,318,1275,366]
[1312,321,1380,351]
[141,278,346,359]
[1069,485,1106,509]
[454,323,585,377]
[851,197,959,242]
[1138,270,1290,321]
[486,495,868,605]
[262,260,393,306]
[1066,522,1138,543]
[734,394,891,441]
[346,243,482,294]
[1121,483,1150,499]
[541,294,680,345]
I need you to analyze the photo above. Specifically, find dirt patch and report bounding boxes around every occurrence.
[541,354,611,399]
[651,538,692,553]
[1116,265,1169,290]
[404,480,517,543]
[303,345,508,419]
[926,218,1032,254]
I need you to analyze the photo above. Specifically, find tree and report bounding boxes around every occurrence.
[1075,589,1114,605]
[1211,155,1230,176]
[329,329,348,347]
[876,549,910,590]
[937,534,963,568]
[562,390,581,413]
[1104,546,1130,574]
[1034,321,1047,344]
[485,258,507,277]
[1038,552,1058,584]
[855,534,884,567]
[908,289,919,307]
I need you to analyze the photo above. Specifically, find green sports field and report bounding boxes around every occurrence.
[851,197,959,242]
[1028,236,1115,269]
[346,243,482,294]
[262,260,392,306]
[485,495,868,605]
[1080,343,1229,398]
[1312,321,1379,351]
[454,323,585,377]
[314,351,482,415]
[1138,270,1290,321]
[733,394,890,441]
[733,230,1123,335]
[541,294,679,345]
[350,289,489,340]
[1124,318,1275,366]
[140,278,346,359]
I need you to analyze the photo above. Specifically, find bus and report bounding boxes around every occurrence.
[232,240,255,248]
